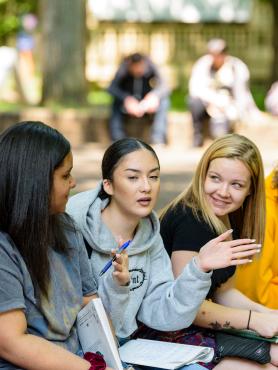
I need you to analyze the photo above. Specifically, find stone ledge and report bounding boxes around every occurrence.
[0,108,277,149]
[0,108,193,147]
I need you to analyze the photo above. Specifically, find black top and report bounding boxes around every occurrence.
[108,56,168,102]
[160,203,236,299]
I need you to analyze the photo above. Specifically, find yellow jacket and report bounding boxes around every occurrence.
[235,171,278,308]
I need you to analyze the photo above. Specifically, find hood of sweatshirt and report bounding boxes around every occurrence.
[66,183,161,256]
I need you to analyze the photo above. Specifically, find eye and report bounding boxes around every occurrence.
[128,176,138,181]
[63,173,71,180]
[209,174,220,182]
[150,175,159,181]
[232,182,242,189]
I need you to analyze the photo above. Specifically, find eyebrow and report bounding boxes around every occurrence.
[124,167,160,173]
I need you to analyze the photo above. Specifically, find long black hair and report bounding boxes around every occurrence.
[99,137,160,199]
[0,121,72,297]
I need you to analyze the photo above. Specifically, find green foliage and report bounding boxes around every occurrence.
[170,88,188,112]
[0,0,37,44]
[250,83,269,111]
[87,89,112,106]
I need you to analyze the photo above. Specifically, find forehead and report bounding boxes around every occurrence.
[208,157,251,179]
[56,152,72,171]
[116,149,159,171]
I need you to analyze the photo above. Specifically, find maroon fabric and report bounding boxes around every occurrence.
[132,324,217,369]
[84,352,107,370]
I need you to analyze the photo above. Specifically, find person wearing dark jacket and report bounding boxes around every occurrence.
[108,53,169,144]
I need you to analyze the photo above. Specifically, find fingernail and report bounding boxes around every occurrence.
[228,229,233,233]
[248,259,253,262]
[256,250,261,253]
[256,244,262,248]
[250,239,256,242]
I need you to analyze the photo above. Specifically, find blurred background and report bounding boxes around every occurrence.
[0,0,277,109]
[0,0,277,208]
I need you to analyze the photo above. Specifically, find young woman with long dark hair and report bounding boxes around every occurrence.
[0,121,124,370]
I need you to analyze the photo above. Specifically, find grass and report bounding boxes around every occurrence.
[86,83,268,112]
[0,83,269,113]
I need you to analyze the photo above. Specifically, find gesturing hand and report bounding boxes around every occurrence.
[196,229,261,272]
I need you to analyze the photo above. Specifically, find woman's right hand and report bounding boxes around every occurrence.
[249,311,278,338]
[196,229,261,272]
[111,237,130,286]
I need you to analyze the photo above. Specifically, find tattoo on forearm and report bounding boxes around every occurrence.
[209,321,235,330]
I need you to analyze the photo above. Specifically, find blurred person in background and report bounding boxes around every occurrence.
[16,13,38,104]
[108,52,169,145]
[0,46,25,102]
[188,38,260,147]
[265,82,278,116]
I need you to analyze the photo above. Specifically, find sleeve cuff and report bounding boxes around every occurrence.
[190,257,213,280]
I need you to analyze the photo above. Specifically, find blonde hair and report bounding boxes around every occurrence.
[160,134,266,244]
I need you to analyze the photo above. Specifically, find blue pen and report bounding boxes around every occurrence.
[99,240,131,277]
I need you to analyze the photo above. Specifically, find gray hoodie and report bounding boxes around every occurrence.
[67,184,212,338]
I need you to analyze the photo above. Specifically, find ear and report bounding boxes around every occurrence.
[102,179,114,196]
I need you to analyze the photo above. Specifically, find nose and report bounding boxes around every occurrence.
[70,176,76,189]
[218,183,229,197]
[140,176,151,192]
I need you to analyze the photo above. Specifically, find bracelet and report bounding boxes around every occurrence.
[247,310,252,330]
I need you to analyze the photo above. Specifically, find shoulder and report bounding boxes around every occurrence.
[161,204,216,253]
[0,232,18,258]
[192,55,212,69]
[61,217,85,253]
[66,187,100,217]
[229,56,249,73]
[161,203,203,229]
[115,60,129,76]
[0,232,27,277]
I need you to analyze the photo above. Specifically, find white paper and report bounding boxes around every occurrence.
[119,339,214,369]
[77,298,123,370]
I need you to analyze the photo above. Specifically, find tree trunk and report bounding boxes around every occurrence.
[40,0,87,105]
[270,0,278,83]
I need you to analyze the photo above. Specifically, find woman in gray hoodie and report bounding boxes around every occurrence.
[66,138,259,342]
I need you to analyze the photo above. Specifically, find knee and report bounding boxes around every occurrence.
[188,96,207,119]
[157,96,170,111]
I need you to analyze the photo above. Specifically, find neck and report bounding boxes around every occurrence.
[219,214,230,228]
[101,203,139,242]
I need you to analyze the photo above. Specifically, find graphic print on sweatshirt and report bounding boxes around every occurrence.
[129,268,147,291]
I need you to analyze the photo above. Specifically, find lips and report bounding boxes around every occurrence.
[137,197,152,206]
[210,196,231,207]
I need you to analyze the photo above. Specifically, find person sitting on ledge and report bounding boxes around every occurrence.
[108,52,170,145]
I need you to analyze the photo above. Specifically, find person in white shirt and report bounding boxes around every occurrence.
[188,38,258,147]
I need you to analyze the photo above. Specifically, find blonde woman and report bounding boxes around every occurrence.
[152,134,278,369]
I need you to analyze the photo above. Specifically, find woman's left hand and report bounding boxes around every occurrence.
[250,311,278,338]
